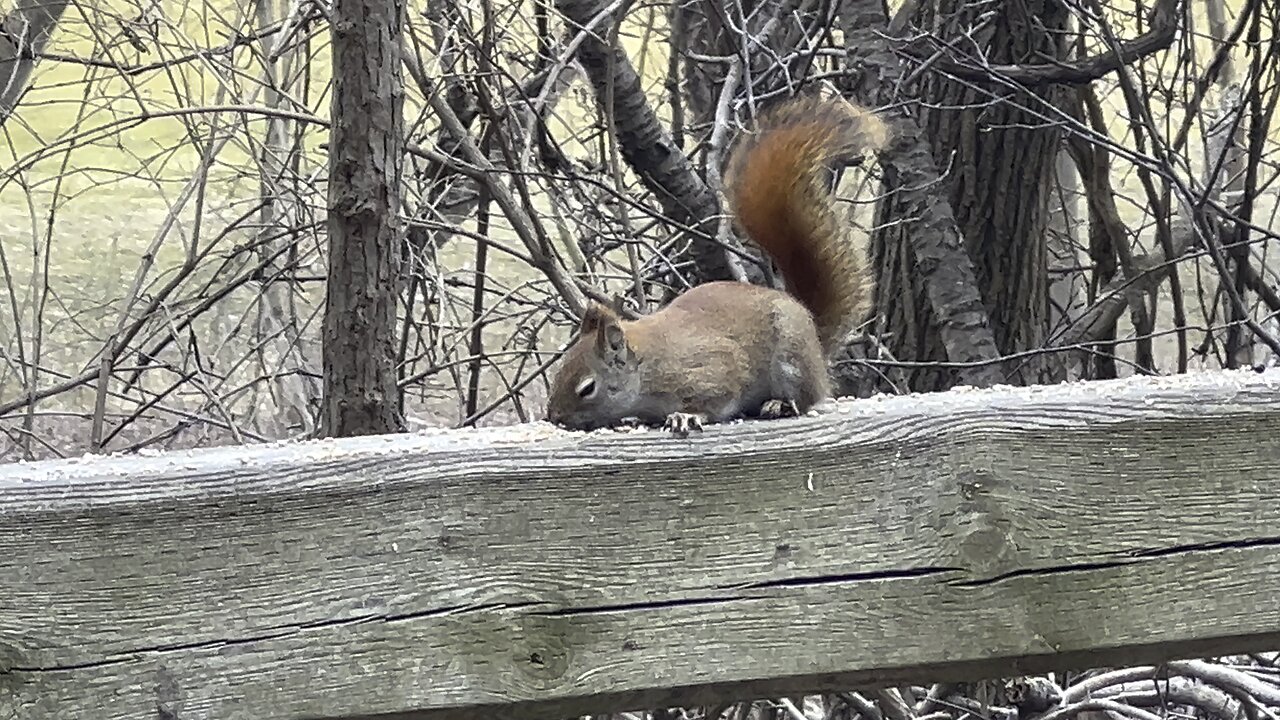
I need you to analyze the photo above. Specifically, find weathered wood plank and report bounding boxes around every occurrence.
[2,369,1279,720]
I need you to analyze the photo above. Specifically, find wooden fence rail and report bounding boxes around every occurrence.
[2,369,1280,719]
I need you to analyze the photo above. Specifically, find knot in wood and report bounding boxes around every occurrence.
[509,616,574,691]
[949,468,1015,575]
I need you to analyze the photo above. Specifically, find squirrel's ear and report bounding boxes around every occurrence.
[578,302,618,336]
[597,321,631,366]
[579,302,630,363]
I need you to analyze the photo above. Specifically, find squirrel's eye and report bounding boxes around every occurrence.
[575,378,596,398]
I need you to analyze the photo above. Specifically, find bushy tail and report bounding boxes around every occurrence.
[725,93,889,356]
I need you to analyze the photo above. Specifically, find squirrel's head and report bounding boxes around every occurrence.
[545,302,642,430]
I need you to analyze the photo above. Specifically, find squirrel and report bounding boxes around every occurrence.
[545,93,888,435]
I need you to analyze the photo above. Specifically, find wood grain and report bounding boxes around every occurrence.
[2,369,1279,719]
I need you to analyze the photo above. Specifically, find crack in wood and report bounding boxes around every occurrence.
[531,594,751,617]
[1126,536,1280,559]
[734,567,960,590]
[951,559,1142,587]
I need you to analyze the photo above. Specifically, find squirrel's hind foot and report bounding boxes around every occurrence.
[758,398,801,419]
[663,412,706,437]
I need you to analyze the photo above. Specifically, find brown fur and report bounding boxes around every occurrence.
[545,95,888,432]
[725,94,888,355]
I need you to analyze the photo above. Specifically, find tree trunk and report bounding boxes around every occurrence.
[674,0,830,290]
[679,0,824,123]
[839,0,1004,393]
[555,0,733,285]
[0,0,71,124]
[321,0,406,437]
[870,0,1069,391]
[1203,0,1253,368]
[1046,148,1087,382]
[254,0,318,437]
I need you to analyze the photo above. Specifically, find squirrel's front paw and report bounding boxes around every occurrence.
[758,398,800,419]
[663,412,705,437]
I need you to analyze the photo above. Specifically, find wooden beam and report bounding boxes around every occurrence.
[2,369,1279,720]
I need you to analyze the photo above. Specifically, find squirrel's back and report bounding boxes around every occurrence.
[725,93,888,355]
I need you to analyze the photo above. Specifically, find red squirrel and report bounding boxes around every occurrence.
[545,94,888,434]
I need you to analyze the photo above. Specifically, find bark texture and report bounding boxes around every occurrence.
[852,0,1069,391]
[321,0,406,437]
[840,0,1004,392]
